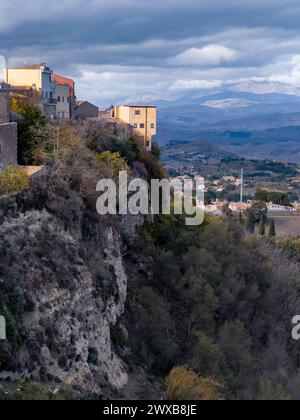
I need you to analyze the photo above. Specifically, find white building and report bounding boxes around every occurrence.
[267,202,296,213]
[56,84,70,121]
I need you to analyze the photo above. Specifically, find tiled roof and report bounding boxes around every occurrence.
[53,74,75,96]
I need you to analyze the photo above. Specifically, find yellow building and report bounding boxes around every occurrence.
[114,105,157,151]
[3,64,56,118]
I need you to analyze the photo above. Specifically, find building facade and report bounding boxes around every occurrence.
[75,100,99,119]
[55,84,70,121]
[114,105,157,151]
[3,64,57,119]
[0,83,17,171]
[53,74,76,120]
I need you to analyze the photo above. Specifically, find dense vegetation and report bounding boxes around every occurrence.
[255,189,291,206]
[256,161,297,176]
[126,213,300,400]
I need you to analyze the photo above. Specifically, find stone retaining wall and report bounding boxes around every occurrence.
[0,122,17,170]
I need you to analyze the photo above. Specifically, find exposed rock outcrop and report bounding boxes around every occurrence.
[0,203,131,393]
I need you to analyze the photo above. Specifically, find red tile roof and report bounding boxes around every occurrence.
[53,74,75,96]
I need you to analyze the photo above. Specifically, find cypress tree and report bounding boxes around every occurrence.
[239,211,243,225]
[246,209,255,233]
[259,214,266,236]
[269,219,276,238]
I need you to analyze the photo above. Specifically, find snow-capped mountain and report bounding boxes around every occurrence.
[202,98,256,109]
[230,81,300,96]
[155,80,300,163]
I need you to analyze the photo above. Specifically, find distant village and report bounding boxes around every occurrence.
[170,172,300,216]
[0,62,157,173]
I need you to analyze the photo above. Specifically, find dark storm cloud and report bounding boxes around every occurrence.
[1,0,300,105]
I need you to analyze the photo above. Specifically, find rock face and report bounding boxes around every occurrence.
[0,205,130,392]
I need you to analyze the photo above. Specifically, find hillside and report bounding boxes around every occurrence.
[1,116,300,400]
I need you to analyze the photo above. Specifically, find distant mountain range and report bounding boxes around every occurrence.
[138,81,300,163]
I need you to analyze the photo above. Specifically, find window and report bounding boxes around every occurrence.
[135,110,141,116]
[151,123,155,129]
[57,96,61,102]
[140,123,145,129]
[62,97,65,103]
[133,123,138,129]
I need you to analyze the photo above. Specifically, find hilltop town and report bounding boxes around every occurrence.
[0,63,157,174]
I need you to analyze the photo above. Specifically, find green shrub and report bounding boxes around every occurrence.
[0,166,29,195]
[95,151,128,178]
[110,323,128,348]
[165,366,223,400]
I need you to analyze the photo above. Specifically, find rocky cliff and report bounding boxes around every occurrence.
[0,190,141,395]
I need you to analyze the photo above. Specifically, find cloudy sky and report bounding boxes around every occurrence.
[2,0,300,106]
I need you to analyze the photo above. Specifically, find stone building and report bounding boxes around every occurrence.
[0,82,17,171]
[75,100,99,119]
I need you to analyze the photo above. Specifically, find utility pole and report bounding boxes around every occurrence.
[240,168,244,203]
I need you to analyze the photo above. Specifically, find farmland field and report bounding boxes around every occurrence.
[269,212,300,239]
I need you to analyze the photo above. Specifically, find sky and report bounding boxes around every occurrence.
[2,0,300,106]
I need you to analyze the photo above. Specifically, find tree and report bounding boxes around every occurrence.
[251,200,268,223]
[191,332,221,376]
[165,366,222,400]
[239,211,243,225]
[10,97,47,165]
[257,375,291,400]
[246,209,255,233]
[95,151,128,179]
[217,321,254,395]
[259,214,266,236]
[128,286,178,373]
[269,219,276,238]
[151,142,161,159]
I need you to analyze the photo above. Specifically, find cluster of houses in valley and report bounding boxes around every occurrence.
[205,199,299,216]
[0,62,157,172]
[171,174,300,217]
